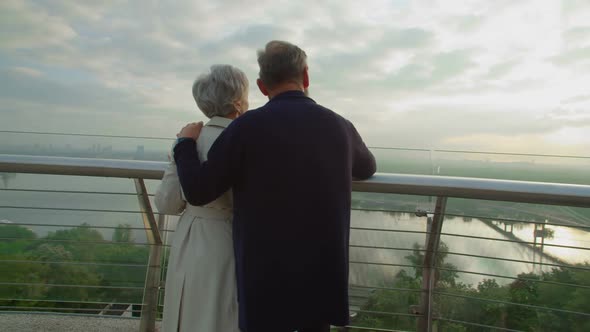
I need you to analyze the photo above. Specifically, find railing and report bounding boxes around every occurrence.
[1,154,589,332]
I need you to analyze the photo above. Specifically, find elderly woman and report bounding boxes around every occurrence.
[155,65,248,332]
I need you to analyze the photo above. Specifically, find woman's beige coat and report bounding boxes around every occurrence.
[155,116,239,332]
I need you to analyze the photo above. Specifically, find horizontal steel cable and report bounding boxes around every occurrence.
[434,291,590,317]
[434,316,524,332]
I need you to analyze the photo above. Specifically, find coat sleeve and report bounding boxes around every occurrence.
[174,122,241,206]
[348,121,377,180]
[154,160,186,215]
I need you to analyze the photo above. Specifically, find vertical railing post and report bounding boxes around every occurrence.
[135,178,163,332]
[417,196,447,332]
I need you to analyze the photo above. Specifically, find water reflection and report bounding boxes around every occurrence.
[508,222,590,262]
[349,210,590,287]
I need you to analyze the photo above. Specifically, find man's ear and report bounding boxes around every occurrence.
[257,78,269,96]
[303,67,309,89]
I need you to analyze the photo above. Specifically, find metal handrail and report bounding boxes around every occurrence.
[2,154,589,207]
[0,154,166,180]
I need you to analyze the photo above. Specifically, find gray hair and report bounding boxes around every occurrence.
[257,40,307,89]
[192,65,249,118]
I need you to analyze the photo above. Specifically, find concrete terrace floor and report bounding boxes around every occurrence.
[0,313,161,332]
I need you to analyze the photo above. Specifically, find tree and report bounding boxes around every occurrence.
[474,279,507,328]
[0,252,48,307]
[506,272,540,331]
[353,269,421,331]
[39,223,105,262]
[354,241,460,331]
[112,224,135,243]
[94,243,149,304]
[562,264,590,332]
[404,241,458,286]
[0,224,36,239]
[0,224,37,255]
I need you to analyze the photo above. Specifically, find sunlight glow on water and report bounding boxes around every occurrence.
[510,222,590,264]
[349,211,590,287]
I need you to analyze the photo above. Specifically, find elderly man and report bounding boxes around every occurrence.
[174,40,376,332]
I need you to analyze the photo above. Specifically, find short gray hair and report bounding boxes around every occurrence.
[192,65,249,118]
[257,40,307,89]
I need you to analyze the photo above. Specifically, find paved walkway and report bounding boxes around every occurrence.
[0,313,161,332]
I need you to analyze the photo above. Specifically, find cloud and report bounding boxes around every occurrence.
[0,68,144,113]
[552,46,590,65]
[546,108,590,125]
[0,0,77,49]
[301,28,438,86]
[564,26,590,44]
[483,60,520,80]
[446,15,486,32]
[383,28,434,49]
[9,66,43,77]
[563,94,590,104]
[35,1,116,21]
[357,105,590,154]
[1,0,589,156]
[0,68,198,139]
[563,0,590,13]
[376,49,477,92]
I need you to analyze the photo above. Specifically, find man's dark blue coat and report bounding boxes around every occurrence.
[174,90,376,331]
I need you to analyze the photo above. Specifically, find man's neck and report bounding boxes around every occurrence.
[267,82,304,99]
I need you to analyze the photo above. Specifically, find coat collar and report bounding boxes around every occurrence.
[206,116,232,129]
[269,90,315,103]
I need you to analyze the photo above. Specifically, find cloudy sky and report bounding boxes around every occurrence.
[1,0,589,155]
